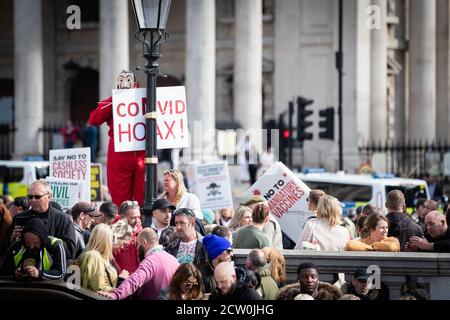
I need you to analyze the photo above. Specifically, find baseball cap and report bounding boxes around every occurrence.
[354,268,371,281]
[151,199,176,212]
[71,201,102,218]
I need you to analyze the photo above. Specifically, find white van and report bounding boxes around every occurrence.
[296,172,430,215]
[0,160,50,198]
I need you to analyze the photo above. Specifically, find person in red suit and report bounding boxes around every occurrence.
[88,70,145,207]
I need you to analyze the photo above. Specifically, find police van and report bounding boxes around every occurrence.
[296,171,430,215]
[0,160,50,198]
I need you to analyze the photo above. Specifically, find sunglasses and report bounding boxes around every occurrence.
[173,208,195,218]
[82,206,96,214]
[27,192,49,200]
[184,281,199,288]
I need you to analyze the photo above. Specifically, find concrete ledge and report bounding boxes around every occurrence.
[233,249,450,300]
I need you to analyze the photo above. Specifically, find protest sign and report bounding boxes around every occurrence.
[112,86,189,152]
[244,162,311,243]
[45,178,85,211]
[49,147,91,202]
[188,162,233,211]
[90,163,102,202]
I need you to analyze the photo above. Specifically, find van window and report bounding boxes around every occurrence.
[385,185,427,208]
[303,181,372,202]
[0,166,24,183]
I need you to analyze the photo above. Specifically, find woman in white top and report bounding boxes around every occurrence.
[161,169,203,220]
[295,195,350,251]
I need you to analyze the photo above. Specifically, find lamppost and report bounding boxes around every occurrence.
[131,0,171,227]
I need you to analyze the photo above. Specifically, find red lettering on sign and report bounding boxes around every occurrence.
[164,121,176,139]
[157,100,171,115]
[142,97,147,114]
[117,103,126,117]
[175,100,185,114]
[133,122,146,141]
[118,123,131,142]
[128,102,139,116]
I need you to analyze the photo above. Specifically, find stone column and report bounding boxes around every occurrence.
[234,0,262,133]
[409,0,436,142]
[98,0,129,163]
[14,0,44,158]
[274,0,301,117]
[370,0,388,143]
[436,0,450,141]
[185,0,216,162]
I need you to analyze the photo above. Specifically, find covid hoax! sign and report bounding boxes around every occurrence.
[244,162,311,243]
[112,86,189,152]
[49,147,91,202]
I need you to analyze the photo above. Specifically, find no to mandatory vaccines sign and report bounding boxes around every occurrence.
[112,86,190,152]
[49,147,91,202]
[244,161,311,242]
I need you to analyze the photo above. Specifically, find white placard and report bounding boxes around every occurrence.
[49,147,91,202]
[244,161,311,243]
[45,178,85,211]
[112,86,189,152]
[188,162,233,211]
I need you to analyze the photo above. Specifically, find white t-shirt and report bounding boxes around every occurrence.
[176,192,203,220]
[177,239,197,264]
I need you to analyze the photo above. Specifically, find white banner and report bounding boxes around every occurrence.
[49,147,91,202]
[189,162,233,211]
[112,86,189,152]
[45,178,85,212]
[244,161,311,243]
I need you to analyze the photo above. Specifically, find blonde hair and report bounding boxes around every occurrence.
[163,169,187,204]
[110,219,133,247]
[262,247,286,286]
[229,206,252,231]
[85,223,113,261]
[316,195,342,227]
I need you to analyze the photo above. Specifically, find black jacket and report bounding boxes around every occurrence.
[386,212,423,251]
[210,267,262,301]
[0,218,67,280]
[12,206,76,259]
[431,227,450,252]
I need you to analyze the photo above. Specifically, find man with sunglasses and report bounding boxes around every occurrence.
[10,180,76,259]
[165,208,206,265]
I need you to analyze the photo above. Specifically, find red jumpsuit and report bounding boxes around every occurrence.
[88,96,145,207]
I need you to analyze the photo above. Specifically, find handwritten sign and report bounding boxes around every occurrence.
[112,86,189,152]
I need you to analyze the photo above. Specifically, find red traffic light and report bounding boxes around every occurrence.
[283,129,290,139]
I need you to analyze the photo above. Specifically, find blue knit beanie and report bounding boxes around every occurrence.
[202,209,215,225]
[203,234,232,261]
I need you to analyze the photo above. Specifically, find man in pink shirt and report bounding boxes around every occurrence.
[98,228,179,300]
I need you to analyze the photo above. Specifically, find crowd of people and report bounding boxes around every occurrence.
[1,167,447,300]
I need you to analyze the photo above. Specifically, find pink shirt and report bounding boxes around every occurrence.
[112,246,180,300]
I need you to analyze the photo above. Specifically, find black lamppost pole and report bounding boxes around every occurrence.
[131,0,171,227]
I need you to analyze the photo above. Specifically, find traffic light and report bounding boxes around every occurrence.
[318,107,335,140]
[297,96,314,142]
[278,113,289,163]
